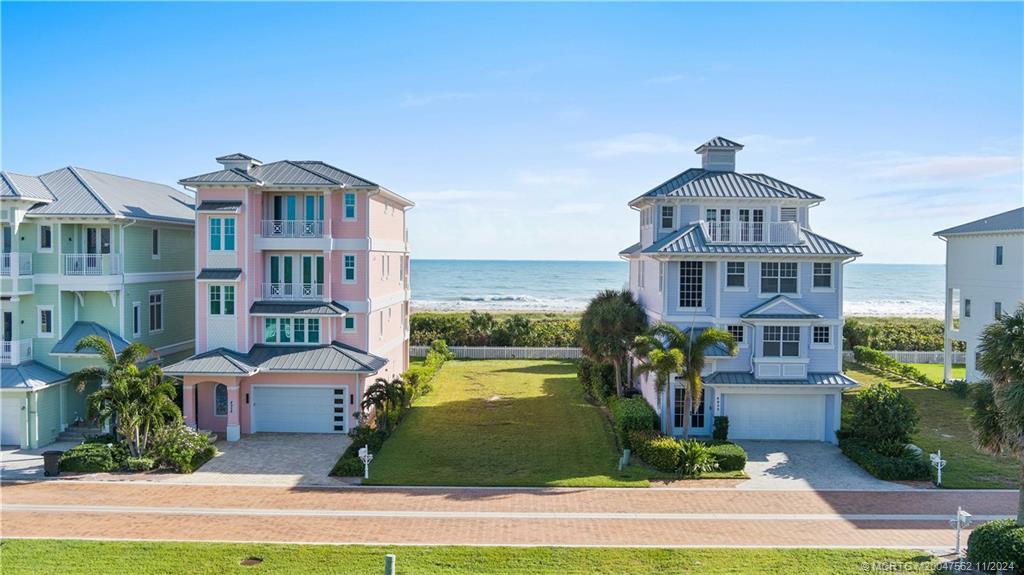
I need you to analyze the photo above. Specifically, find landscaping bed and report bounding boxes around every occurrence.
[0,539,941,575]
[59,426,216,475]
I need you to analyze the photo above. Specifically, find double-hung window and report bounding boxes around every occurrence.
[660,205,674,230]
[209,217,236,251]
[726,262,746,288]
[149,292,164,333]
[343,254,357,283]
[344,193,357,220]
[763,326,800,357]
[37,306,54,338]
[209,285,235,315]
[678,261,703,308]
[761,262,798,294]
[812,262,832,289]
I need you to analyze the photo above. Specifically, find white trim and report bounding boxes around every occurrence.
[368,239,410,253]
[722,261,748,292]
[36,224,53,253]
[341,253,357,284]
[810,261,835,293]
[810,325,833,349]
[343,192,357,221]
[36,305,54,338]
[757,261,801,299]
[151,228,161,260]
[154,339,194,356]
[330,238,369,251]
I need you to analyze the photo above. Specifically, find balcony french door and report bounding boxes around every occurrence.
[265,254,324,300]
[301,255,325,298]
[268,255,294,298]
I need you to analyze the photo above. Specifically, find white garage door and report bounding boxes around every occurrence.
[1,396,24,446]
[252,386,346,434]
[726,394,824,441]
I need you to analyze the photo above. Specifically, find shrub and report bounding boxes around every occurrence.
[332,455,365,476]
[948,380,970,399]
[843,317,963,352]
[410,312,580,347]
[428,338,455,360]
[838,438,930,480]
[629,430,681,472]
[402,339,452,398]
[331,425,391,476]
[852,346,938,388]
[707,442,747,472]
[151,424,217,473]
[125,456,155,472]
[59,443,118,473]
[712,416,729,441]
[967,519,1024,568]
[609,397,658,449]
[678,439,718,477]
[589,362,618,404]
[847,382,920,444]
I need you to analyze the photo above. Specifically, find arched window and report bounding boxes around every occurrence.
[215,384,228,416]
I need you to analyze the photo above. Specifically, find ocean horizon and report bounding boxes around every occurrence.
[411,259,945,319]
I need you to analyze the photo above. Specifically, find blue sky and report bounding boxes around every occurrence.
[3,2,1021,263]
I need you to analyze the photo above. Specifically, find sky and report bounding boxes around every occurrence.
[3,2,1022,264]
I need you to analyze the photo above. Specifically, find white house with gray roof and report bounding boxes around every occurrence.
[0,167,195,448]
[620,137,861,443]
[935,207,1024,383]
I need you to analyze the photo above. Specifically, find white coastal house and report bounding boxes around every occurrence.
[935,207,1024,383]
[620,137,862,444]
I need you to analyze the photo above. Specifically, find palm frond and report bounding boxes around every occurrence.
[73,335,117,367]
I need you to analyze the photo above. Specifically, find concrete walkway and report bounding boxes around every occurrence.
[0,441,82,481]
[737,440,911,490]
[1,481,1015,548]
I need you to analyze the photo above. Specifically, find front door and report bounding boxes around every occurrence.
[673,386,708,435]
[3,312,12,342]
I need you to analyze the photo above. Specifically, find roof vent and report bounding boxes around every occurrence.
[694,137,743,172]
[216,153,261,174]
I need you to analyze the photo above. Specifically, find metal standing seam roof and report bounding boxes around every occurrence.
[1,361,69,390]
[196,200,243,212]
[934,207,1024,236]
[636,169,825,202]
[163,342,387,376]
[51,321,132,355]
[197,268,243,280]
[741,295,823,319]
[249,301,349,316]
[180,160,377,188]
[179,168,261,185]
[704,372,858,387]
[642,224,861,257]
[216,153,259,162]
[618,242,642,256]
[695,137,745,151]
[1,172,56,201]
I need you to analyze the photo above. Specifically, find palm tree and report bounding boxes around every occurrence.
[70,335,180,456]
[580,290,647,396]
[361,377,408,431]
[650,324,737,438]
[971,302,1024,524]
[634,327,686,394]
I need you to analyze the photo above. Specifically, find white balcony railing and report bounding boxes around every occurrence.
[261,220,325,238]
[1,339,33,365]
[262,282,325,300]
[63,253,122,276]
[0,253,32,276]
[700,220,801,245]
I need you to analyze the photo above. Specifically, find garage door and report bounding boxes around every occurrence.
[726,394,824,441]
[252,386,346,434]
[1,396,24,446]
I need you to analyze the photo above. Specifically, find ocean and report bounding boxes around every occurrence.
[411,260,945,318]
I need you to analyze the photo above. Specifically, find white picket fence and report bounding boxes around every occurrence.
[841,350,965,364]
[410,346,583,360]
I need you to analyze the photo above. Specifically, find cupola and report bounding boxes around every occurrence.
[694,137,743,172]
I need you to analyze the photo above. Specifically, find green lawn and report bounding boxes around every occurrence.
[0,540,940,575]
[905,363,966,385]
[843,363,1018,489]
[366,359,671,487]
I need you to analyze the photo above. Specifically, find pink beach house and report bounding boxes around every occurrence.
[165,154,413,441]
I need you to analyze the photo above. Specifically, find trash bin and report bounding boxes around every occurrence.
[42,451,62,477]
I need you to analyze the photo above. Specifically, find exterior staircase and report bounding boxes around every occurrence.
[56,424,104,443]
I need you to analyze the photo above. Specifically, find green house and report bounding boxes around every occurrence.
[1,167,195,448]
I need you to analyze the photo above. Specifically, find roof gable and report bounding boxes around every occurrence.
[643,225,860,257]
[741,295,822,319]
[935,207,1024,236]
[51,321,132,355]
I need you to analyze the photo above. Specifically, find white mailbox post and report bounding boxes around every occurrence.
[930,450,946,486]
[358,445,374,480]
[949,506,972,558]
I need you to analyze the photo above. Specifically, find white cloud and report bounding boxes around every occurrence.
[582,132,689,158]
[399,92,476,108]
[868,155,1022,180]
[516,169,590,188]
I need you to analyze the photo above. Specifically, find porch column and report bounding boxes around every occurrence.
[226,384,240,441]
[182,381,197,430]
[943,287,953,383]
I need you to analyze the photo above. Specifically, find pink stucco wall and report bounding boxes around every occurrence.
[331,192,367,239]
[368,195,407,242]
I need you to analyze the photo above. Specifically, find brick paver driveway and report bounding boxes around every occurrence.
[1,481,1015,548]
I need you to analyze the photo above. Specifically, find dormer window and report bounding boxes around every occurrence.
[660,206,674,230]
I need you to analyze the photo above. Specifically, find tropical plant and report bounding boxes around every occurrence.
[633,326,686,394]
[677,439,719,477]
[847,382,920,444]
[579,290,647,396]
[970,302,1024,524]
[642,324,736,438]
[69,336,180,457]
[361,376,409,431]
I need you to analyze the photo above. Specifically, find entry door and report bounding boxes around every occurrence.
[3,312,12,342]
[673,387,708,434]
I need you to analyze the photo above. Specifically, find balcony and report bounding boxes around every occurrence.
[262,282,325,300]
[63,253,122,276]
[0,253,32,276]
[1,339,33,366]
[700,220,801,245]
[261,220,326,239]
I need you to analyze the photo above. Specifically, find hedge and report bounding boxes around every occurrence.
[629,430,681,472]
[576,357,617,404]
[838,438,930,481]
[967,519,1024,568]
[853,346,940,388]
[411,311,579,347]
[609,397,658,449]
[331,424,392,476]
[707,442,747,472]
[59,443,125,473]
[843,317,964,352]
